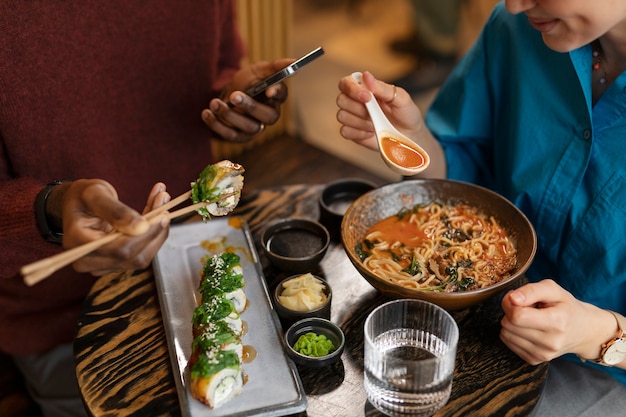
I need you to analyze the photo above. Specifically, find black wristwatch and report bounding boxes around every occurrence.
[34,180,67,244]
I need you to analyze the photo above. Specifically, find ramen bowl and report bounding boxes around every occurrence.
[341,179,537,310]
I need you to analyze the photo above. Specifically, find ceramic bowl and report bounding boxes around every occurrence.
[341,179,537,310]
[284,318,345,367]
[261,218,330,273]
[318,178,378,241]
[273,274,332,329]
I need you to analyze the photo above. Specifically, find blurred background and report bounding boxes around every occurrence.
[226,0,499,182]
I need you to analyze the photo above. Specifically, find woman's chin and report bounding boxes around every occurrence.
[541,33,585,53]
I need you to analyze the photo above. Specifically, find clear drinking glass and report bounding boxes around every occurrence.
[364,299,459,417]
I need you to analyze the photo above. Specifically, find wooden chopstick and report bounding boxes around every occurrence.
[145,191,192,220]
[20,191,192,282]
[21,191,236,287]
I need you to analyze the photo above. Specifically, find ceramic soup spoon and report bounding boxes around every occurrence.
[351,72,430,176]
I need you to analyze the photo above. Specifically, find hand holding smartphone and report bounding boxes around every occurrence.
[227,47,324,106]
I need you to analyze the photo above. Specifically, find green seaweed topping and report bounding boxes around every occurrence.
[192,297,238,329]
[190,163,226,221]
[190,348,240,379]
[199,253,244,298]
[192,320,240,352]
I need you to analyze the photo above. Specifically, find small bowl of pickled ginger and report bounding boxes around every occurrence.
[273,273,331,328]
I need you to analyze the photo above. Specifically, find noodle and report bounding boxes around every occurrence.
[356,202,517,292]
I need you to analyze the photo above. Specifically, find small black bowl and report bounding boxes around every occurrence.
[285,318,345,367]
[273,274,332,329]
[319,178,377,241]
[261,218,330,273]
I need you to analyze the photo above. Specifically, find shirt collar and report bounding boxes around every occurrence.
[569,44,593,113]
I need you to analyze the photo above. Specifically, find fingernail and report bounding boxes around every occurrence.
[132,218,150,235]
[510,290,525,304]
[231,93,243,104]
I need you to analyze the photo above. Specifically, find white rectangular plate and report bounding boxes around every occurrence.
[153,217,307,417]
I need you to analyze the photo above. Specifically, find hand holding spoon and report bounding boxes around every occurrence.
[351,72,430,175]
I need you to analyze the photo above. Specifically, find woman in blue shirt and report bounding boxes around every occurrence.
[337,0,626,415]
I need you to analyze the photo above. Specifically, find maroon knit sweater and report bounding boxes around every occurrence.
[0,1,244,355]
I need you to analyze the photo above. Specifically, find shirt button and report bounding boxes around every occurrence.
[583,129,592,140]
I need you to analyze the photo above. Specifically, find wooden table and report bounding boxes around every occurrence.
[74,184,548,417]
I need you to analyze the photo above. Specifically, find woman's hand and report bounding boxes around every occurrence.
[54,179,172,276]
[500,279,618,365]
[202,58,292,143]
[336,71,446,178]
[336,71,425,151]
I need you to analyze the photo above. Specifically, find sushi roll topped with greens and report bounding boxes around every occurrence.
[192,320,243,361]
[189,250,249,409]
[192,296,243,337]
[189,346,244,409]
[199,252,247,313]
[190,160,244,220]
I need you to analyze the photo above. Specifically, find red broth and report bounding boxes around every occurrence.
[381,137,426,169]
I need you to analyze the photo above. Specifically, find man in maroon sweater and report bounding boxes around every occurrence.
[0,2,290,415]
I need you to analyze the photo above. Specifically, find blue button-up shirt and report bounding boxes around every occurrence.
[426,3,626,384]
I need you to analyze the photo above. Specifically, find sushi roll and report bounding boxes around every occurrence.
[199,252,247,313]
[190,160,244,219]
[189,347,244,409]
[200,252,243,284]
[189,250,249,409]
[192,320,243,361]
[221,287,246,315]
[192,296,243,337]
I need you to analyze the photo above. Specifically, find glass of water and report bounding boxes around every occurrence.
[364,299,459,417]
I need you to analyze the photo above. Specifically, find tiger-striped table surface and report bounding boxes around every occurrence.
[74,184,548,417]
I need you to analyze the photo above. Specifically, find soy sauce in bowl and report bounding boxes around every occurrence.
[266,229,325,258]
[261,218,330,273]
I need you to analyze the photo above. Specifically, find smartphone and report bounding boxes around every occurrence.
[229,47,324,104]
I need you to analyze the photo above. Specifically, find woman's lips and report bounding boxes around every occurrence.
[528,17,558,33]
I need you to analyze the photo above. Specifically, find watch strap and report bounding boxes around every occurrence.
[35,180,67,244]
[593,311,625,366]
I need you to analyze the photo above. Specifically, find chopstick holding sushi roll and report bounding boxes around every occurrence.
[20,160,245,286]
[190,160,245,220]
